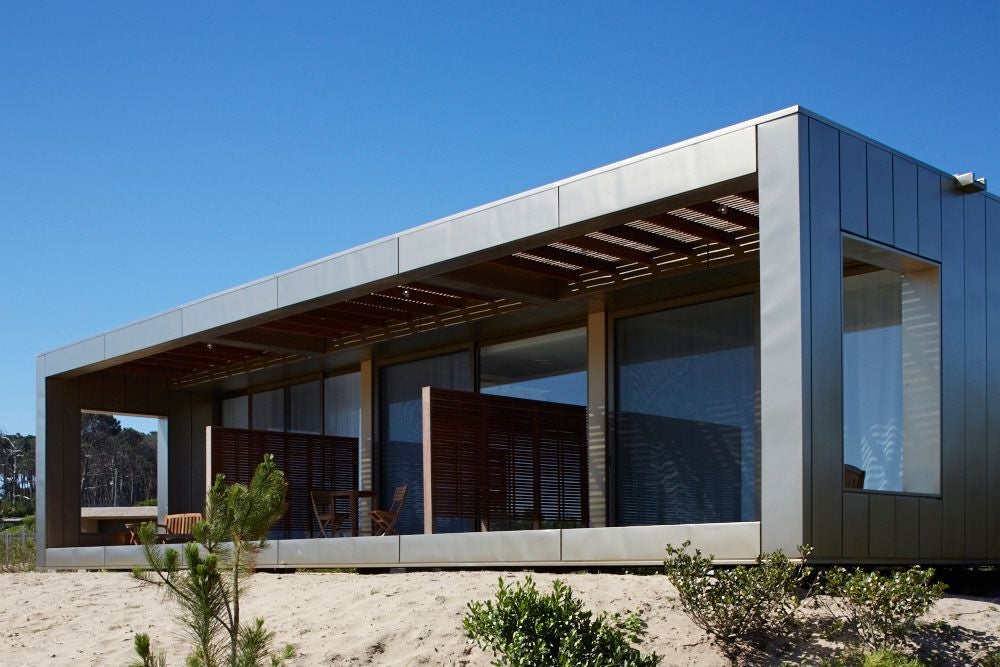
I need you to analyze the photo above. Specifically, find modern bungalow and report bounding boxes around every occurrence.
[35,106,1000,570]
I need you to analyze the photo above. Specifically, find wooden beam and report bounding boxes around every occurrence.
[353,293,446,317]
[558,235,657,266]
[424,270,563,305]
[285,312,366,333]
[603,225,700,258]
[521,245,621,274]
[327,301,414,323]
[315,304,400,327]
[405,281,493,305]
[643,213,744,247]
[257,319,344,339]
[381,285,470,310]
[685,202,759,230]
[493,255,581,281]
[214,329,329,356]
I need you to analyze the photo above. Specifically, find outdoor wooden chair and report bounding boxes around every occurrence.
[310,490,348,538]
[843,464,866,490]
[158,512,202,544]
[370,484,407,536]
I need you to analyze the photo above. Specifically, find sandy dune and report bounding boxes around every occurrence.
[1,570,997,666]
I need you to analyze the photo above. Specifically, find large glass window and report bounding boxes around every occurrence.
[251,388,284,432]
[380,351,472,534]
[289,380,322,434]
[221,396,249,429]
[842,238,940,494]
[479,328,587,406]
[615,295,759,525]
[324,372,360,438]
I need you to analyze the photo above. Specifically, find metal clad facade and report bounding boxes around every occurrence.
[964,194,988,558]
[803,113,998,562]
[807,118,843,556]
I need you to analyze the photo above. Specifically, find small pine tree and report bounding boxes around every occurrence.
[131,454,295,667]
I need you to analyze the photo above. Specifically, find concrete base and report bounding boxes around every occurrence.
[45,522,762,570]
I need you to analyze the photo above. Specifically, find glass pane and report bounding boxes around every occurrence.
[615,295,758,525]
[289,381,321,434]
[479,328,586,405]
[842,252,940,494]
[251,389,284,432]
[324,372,360,438]
[221,396,248,429]
[380,351,472,534]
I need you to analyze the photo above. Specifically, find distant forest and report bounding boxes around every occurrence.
[0,413,158,515]
[80,413,157,507]
[0,432,34,516]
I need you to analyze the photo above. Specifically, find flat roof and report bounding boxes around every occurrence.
[39,105,995,378]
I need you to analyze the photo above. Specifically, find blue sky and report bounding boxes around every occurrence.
[1,2,997,435]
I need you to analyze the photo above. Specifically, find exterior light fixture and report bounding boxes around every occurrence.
[954,172,987,193]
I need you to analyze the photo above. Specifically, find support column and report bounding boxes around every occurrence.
[758,113,810,555]
[587,309,608,527]
[157,417,169,524]
[359,358,375,535]
[34,357,46,568]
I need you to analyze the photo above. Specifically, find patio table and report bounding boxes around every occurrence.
[332,489,376,537]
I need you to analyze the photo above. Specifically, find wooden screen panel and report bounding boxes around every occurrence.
[208,427,359,539]
[423,387,588,533]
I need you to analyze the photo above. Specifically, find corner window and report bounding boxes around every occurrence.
[842,237,940,494]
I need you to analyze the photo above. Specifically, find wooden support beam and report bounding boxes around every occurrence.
[215,329,329,356]
[353,293,446,317]
[603,225,701,258]
[643,213,745,247]
[685,202,759,230]
[493,255,582,281]
[405,281,493,304]
[558,235,657,266]
[521,245,621,274]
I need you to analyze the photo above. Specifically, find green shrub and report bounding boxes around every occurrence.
[663,541,812,658]
[822,566,945,652]
[861,648,924,667]
[136,498,158,507]
[463,576,661,666]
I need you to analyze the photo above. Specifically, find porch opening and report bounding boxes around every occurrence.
[79,411,165,546]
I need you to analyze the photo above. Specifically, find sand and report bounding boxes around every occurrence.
[1,570,997,666]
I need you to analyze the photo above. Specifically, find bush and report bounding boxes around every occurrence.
[822,566,945,652]
[663,541,812,658]
[135,498,158,507]
[463,576,661,666]
[861,648,924,667]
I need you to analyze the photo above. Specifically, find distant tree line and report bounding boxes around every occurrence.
[80,413,157,507]
[0,432,35,517]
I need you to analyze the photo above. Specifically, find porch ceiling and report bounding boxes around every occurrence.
[115,190,759,388]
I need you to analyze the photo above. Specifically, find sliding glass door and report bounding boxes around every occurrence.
[615,295,758,526]
[379,351,472,534]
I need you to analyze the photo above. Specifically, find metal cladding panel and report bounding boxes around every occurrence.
[35,357,46,566]
[807,119,843,557]
[917,168,943,261]
[398,190,557,273]
[557,127,756,227]
[560,523,760,562]
[918,497,943,559]
[757,114,808,554]
[102,371,126,413]
[104,310,183,360]
[124,373,149,414]
[181,279,278,336]
[842,493,869,558]
[44,335,105,376]
[45,547,104,569]
[866,145,894,245]
[103,544,175,569]
[892,156,919,254]
[277,239,399,308]
[277,536,400,566]
[168,392,193,515]
[399,530,561,564]
[868,494,895,559]
[839,132,868,236]
[940,183,966,557]
[964,194,988,558]
[894,496,920,559]
[989,198,1000,558]
[60,379,81,547]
